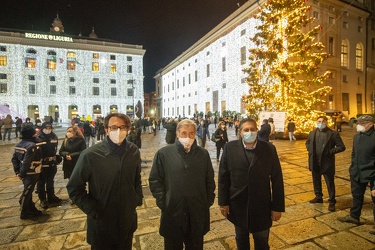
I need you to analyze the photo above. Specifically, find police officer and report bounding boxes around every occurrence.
[11,124,43,219]
[36,122,61,209]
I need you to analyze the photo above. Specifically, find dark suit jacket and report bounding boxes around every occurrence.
[306,128,346,175]
[218,139,285,232]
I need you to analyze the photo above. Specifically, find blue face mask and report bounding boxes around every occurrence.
[317,123,326,130]
[243,131,257,143]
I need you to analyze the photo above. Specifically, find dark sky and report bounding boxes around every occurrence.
[0,0,247,92]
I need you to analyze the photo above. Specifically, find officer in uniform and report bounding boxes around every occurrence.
[36,122,62,209]
[11,124,43,219]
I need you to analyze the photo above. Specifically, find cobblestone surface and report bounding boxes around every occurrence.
[0,124,375,249]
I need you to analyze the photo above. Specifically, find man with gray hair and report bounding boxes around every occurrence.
[338,115,375,235]
[149,119,215,249]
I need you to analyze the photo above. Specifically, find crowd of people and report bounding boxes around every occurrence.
[6,111,375,249]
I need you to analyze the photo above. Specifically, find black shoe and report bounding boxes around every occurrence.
[40,200,49,209]
[20,211,43,220]
[48,195,62,203]
[337,215,360,225]
[328,204,335,212]
[309,197,323,203]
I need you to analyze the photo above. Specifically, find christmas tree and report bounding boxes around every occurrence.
[243,0,332,133]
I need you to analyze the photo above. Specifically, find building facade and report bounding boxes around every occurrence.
[144,92,157,118]
[0,16,145,123]
[155,0,375,119]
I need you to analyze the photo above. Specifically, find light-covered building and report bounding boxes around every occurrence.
[0,16,145,122]
[155,0,375,119]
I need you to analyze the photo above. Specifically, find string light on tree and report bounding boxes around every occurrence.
[243,0,331,133]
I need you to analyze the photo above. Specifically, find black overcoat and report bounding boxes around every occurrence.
[149,140,215,239]
[218,139,285,232]
[67,138,143,248]
[305,128,346,175]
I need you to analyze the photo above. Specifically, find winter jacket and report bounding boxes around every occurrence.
[59,136,86,179]
[306,127,346,175]
[163,121,177,144]
[149,140,215,239]
[36,131,59,166]
[11,139,43,178]
[67,138,143,248]
[218,139,285,232]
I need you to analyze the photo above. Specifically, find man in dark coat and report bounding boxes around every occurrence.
[163,118,177,144]
[149,119,215,250]
[257,119,271,142]
[338,115,375,235]
[306,116,346,212]
[218,118,285,250]
[67,113,143,249]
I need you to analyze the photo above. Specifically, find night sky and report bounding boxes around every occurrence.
[1,0,248,92]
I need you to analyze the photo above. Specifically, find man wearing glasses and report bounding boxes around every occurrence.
[67,113,143,250]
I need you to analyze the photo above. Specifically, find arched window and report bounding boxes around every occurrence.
[26,48,37,54]
[341,40,348,68]
[356,43,363,70]
[67,52,76,58]
[47,50,56,56]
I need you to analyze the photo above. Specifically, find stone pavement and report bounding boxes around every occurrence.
[0,125,375,249]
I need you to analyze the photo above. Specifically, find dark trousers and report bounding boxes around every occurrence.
[350,178,375,220]
[164,235,204,250]
[3,128,11,140]
[91,232,133,250]
[37,165,57,201]
[20,174,39,215]
[312,170,336,204]
[336,122,342,132]
[15,127,21,137]
[216,144,225,160]
[234,225,270,250]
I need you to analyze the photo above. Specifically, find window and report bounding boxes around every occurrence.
[183,77,185,87]
[0,56,7,66]
[69,86,76,95]
[0,83,7,93]
[313,0,319,4]
[111,87,117,96]
[357,94,363,114]
[313,11,319,19]
[206,64,210,77]
[341,40,348,68]
[92,62,99,71]
[0,46,6,52]
[69,77,75,82]
[50,85,56,94]
[358,26,362,32]
[127,88,134,96]
[343,22,348,29]
[222,57,226,72]
[25,58,36,68]
[241,29,246,36]
[356,43,363,70]
[172,82,174,90]
[93,87,99,96]
[67,61,76,70]
[29,84,36,94]
[329,17,335,24]
[127,79,134,85]
[177,80,179,88]
[110,79,116,84]
[67,52,76,58]
[29,75,35,80]
[0,73,6,79]
[93,78,99,83]
[110,55,116,60]
[127,65,132,73]
[188,74,191,84]
[195,70,198,82]
[206,51,210,56]
[342,93,350,113]
[93,53,99,59]
[110,63,116,73]
[222,83,226,89]
[127,56,132,61]
[47,50,56,56]
[49,76,55,81]
[47,59,56,69]
[241,46,246,65]
[328,37,334,55]
[26,48,37,54]
[343,75,348,82]
[222,42,226,47]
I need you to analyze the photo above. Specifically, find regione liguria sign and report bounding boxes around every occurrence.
[25,33,73,43]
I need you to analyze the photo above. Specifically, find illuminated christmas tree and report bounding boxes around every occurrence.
[243,0,332,133]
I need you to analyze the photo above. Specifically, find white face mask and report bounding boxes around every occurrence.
[43,129,51,135]
[109,129,127,144]
[356,124,366,133]
[243,131,257,143]
[66,132,74,138]
[178,137,195,151]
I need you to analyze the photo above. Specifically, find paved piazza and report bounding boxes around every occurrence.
[0,124,375,249]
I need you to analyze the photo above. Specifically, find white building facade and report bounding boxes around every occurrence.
[155,0,375,119]
[0,19,145,123]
